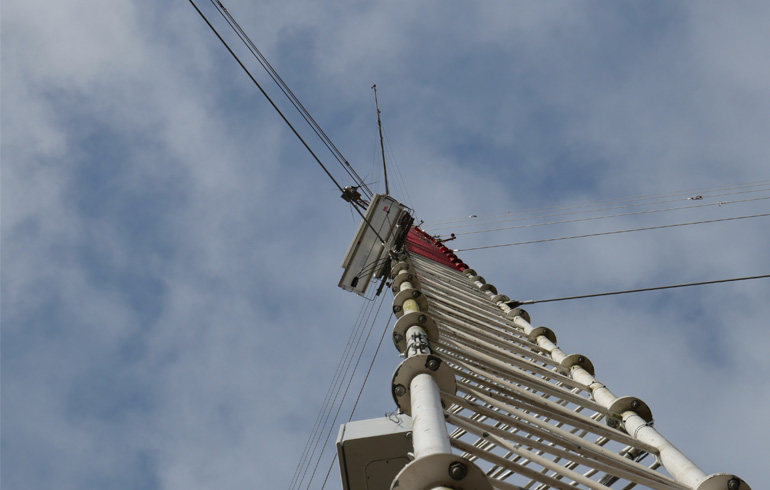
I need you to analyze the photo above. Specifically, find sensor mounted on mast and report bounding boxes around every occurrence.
[339,194,409,296]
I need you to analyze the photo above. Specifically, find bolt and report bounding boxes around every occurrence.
[607,418,619,428]
[411,290,421,298]
[631,399,641,410]
[394,334,404,343]
[448,462,467,481]
[407,274,413,281]
[418,314,427,324]
[427,358,440,371]
[394,384,406,397]
[393,305,402,313]
[577,356,585,364]
[727,478,741,490]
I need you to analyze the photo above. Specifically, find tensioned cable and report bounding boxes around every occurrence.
[430,187,770,232]
[509,274,770,306]
[304,293,389,490]
[319,312,394,490]
[454,213,770,251]
[430,183,770,229]
[192,0,395,247]
[384,129,415,210]
[288,295,375,490]
[209,0,373,199]
[289,294,374,488]
[347,314,393,422]
[453,196,770,236]
[427,179,770,226]
[189,0,345,195]
[296,290,382,488]
[290,280,379,488]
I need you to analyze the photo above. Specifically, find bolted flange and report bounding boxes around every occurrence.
[393,288,429,318]
[490,294,510,304]
[527,326,557,345]
[608,396,653,424]
[392,271,421,291]
[558,353,595,376]
[389,453,492,490]
[392,311,439,353]
[468,275,486,285]
[505,307,531,324]
[694,474,751,490]
[390,261,411,278]
[391,354,456,415]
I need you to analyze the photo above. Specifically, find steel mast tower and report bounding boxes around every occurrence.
[336,195,750,490]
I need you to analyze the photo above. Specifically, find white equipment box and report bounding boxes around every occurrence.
[336,416,413,490]
[339,194,408,296]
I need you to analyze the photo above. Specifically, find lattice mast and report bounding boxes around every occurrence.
[336,195,750,490]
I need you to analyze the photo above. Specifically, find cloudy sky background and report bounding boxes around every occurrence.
[3,1,768,489]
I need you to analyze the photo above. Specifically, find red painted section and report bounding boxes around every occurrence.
[405,228,468,272]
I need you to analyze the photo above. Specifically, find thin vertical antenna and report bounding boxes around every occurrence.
[372,84,389,196]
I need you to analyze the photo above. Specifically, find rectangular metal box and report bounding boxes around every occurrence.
[336,416,413,490]
[339,194,408,296]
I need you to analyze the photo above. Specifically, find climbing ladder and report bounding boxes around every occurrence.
[337,197,750,490]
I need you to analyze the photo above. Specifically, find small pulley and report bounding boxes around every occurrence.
[341,186,369,208]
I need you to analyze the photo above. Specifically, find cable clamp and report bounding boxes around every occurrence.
[633,420,655,438]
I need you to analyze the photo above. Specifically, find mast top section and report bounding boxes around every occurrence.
[338,194,412,296]
[372,84,390,196]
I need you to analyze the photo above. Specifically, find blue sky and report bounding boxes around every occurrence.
[3,1,769,489]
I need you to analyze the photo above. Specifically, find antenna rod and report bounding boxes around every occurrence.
[372,84,390,196]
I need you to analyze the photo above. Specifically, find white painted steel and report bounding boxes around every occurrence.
[509,312,710,486]
[397,268,414,291]
[389,259,465,490]
[394,252,749,488]
[338,194,407,296]
[625,415,708,487]
[409,373,453,459]
[449,413,639,490]
[402,298,420,314]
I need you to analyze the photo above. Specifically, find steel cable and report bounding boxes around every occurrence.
[293,294,378,490]
[303,293,388,490]
[452,196,770,236]
[319,312,393,490]
[287,295,375,490]
[512,274,770,306]
[189,0,346,195]
[210,0,373,198]
[454,213,770,251]
[427,180,770,228]
[429,187,770,232]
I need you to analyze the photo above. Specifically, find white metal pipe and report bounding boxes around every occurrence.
[410,373,453,459]
[397,268,414,291]
[403,298,420,314]
[508,296,709,486]
[392,261,454,465]
[623,413,707,487]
